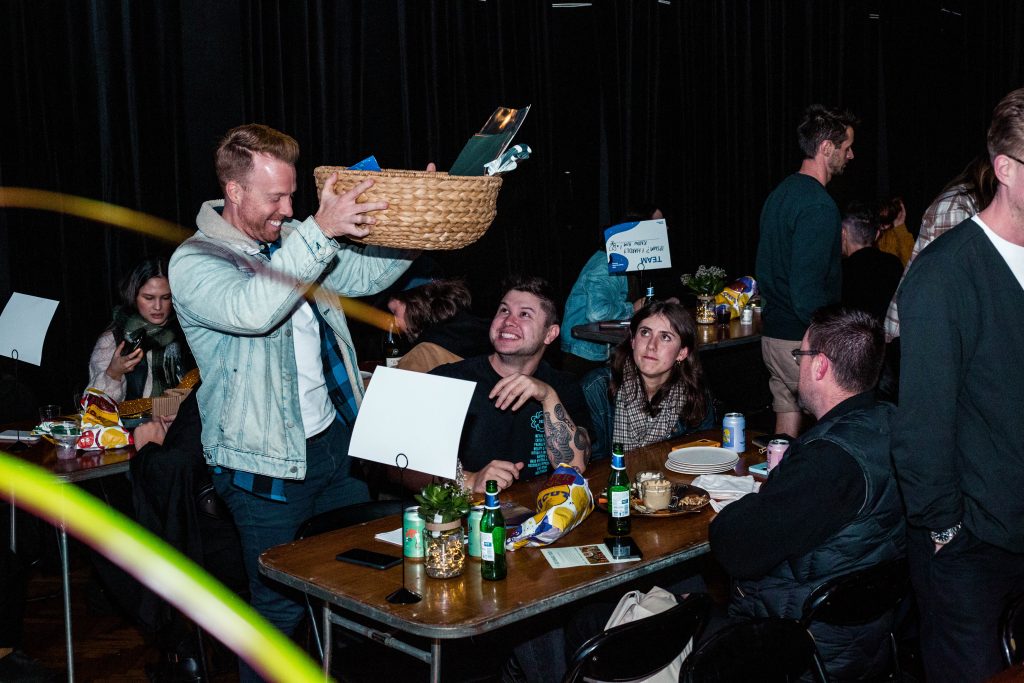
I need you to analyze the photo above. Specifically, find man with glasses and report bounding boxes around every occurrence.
[756,104,859,438]
[710,306,904,681]
[893,88,1024,682]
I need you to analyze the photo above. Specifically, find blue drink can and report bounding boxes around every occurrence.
[722,412,746,452]
[403,506,425,560]
[468,506,484,558]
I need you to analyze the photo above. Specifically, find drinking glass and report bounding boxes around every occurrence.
[39,404,62,424]
[50,420,82,460]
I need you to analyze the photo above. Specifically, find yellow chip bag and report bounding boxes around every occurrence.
[506,465,593,551]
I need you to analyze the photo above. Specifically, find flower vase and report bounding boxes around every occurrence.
[696,295,716,325]
[423,520,466,579]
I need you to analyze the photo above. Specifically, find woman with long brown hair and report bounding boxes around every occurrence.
[581,301,714,459]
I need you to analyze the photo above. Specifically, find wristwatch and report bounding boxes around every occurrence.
[930,522,963,545]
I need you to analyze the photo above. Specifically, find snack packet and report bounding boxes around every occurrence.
[715,276,758,319]
[506,465,594,551]
[77,388,133,450]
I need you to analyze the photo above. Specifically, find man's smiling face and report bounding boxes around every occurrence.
[489,289,558,359]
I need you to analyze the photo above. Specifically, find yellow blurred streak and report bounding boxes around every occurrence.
[0,187,193,244]
[334,291,394,332]
[2,186,398,333]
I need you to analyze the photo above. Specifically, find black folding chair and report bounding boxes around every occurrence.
[800,557,909,680]
[562,593,711,683]
[293,499,405,661]
[1001,592,1024,666]
[679,617,828,683]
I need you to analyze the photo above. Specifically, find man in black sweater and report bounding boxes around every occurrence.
[710,307,904,680]
[756,104,858,437]
[840,206,903,321]
[893,88,1024,683]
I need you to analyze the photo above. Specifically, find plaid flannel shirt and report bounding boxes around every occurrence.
[884,186,979,340]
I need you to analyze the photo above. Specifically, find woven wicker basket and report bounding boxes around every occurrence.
[313,167,502,250]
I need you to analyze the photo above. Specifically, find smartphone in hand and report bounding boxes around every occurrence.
[121,330,144,356]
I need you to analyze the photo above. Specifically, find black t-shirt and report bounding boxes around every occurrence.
[430,355,592,481]
[841,247,903,321]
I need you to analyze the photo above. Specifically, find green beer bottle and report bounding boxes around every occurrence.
[480,480,507,581]
[607,443,631,536]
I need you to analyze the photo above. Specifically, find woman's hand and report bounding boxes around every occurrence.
[106,342,143,381]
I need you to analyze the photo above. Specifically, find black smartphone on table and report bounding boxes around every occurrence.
[604,536,643,561]
[335,548,402,570]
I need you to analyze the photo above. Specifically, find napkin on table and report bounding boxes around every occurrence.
[691,474,760,512]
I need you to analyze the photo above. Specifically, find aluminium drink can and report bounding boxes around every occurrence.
[468,506,484,558]
[767,438,790,472]
[722,412,746,452]
[403,506,425,560]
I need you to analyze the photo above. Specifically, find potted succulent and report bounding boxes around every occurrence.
[681,265,728,324]
[415,482,471,578]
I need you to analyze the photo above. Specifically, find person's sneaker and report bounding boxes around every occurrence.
[0,650,59,682]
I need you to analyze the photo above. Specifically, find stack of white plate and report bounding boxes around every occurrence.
[665,446,739,474]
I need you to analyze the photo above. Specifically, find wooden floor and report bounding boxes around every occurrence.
[22,547,239,682]
[19,540,499,682]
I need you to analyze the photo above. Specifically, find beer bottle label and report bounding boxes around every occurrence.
[482,534,495,561]
[610,489,630,518]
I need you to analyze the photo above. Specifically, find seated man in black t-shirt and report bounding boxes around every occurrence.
[431,275,591,493]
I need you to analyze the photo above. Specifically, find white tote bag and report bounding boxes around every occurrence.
[597,586,693,683]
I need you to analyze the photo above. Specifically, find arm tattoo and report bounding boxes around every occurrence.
[545,404,575,464]
[545,402,590,465]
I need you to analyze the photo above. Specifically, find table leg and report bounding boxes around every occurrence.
[322,604,332,678]
[8,498,14,552]
[58,525,74,682]
[430,640,441,683]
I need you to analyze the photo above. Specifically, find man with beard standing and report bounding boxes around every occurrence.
[756,104,858,437]
[431,275,591,493]
[170,124,419,680]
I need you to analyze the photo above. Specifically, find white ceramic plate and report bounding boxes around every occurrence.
[668,446,741,466]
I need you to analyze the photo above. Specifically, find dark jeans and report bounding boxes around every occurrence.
[211,418,369,682]
[908,526,1024,683]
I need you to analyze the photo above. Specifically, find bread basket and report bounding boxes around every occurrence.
[313,167,502,250]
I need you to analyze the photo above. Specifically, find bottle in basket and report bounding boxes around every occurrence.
[607,443,631,536]
[480,480,507,581]
[722,412,746,452]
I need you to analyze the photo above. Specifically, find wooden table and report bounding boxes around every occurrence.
[3,428,135,683]
[259,431,763,682]
[572,312,762,351]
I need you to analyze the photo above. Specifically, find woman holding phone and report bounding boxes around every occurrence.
[87,257,192,402]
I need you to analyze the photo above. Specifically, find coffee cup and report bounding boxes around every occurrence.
[641,478,673,511]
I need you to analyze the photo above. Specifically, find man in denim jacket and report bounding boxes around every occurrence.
[169,124,416,669]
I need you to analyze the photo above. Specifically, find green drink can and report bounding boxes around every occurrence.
[403,506,425,559]
[468,506,484,558]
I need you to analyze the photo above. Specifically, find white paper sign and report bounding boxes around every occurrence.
[348,366,475,480]
[604,219,672,274]
[0,293,60,366]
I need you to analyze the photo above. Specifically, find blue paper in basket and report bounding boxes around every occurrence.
[348,155,382,172]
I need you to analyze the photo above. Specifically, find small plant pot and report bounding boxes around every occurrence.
[423,519,466,579]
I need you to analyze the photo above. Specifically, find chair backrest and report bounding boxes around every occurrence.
[562,593,711,683]
[679,618,828,683]
[295,499,405,540]
[800,557,909,627]
[1001,592,1024,666]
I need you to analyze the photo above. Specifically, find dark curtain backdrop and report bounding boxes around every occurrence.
[1,0,1022,406]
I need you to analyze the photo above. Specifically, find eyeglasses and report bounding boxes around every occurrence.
[791,348,821,364]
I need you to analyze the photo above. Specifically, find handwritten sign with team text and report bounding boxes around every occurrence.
[604,219,672,274]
